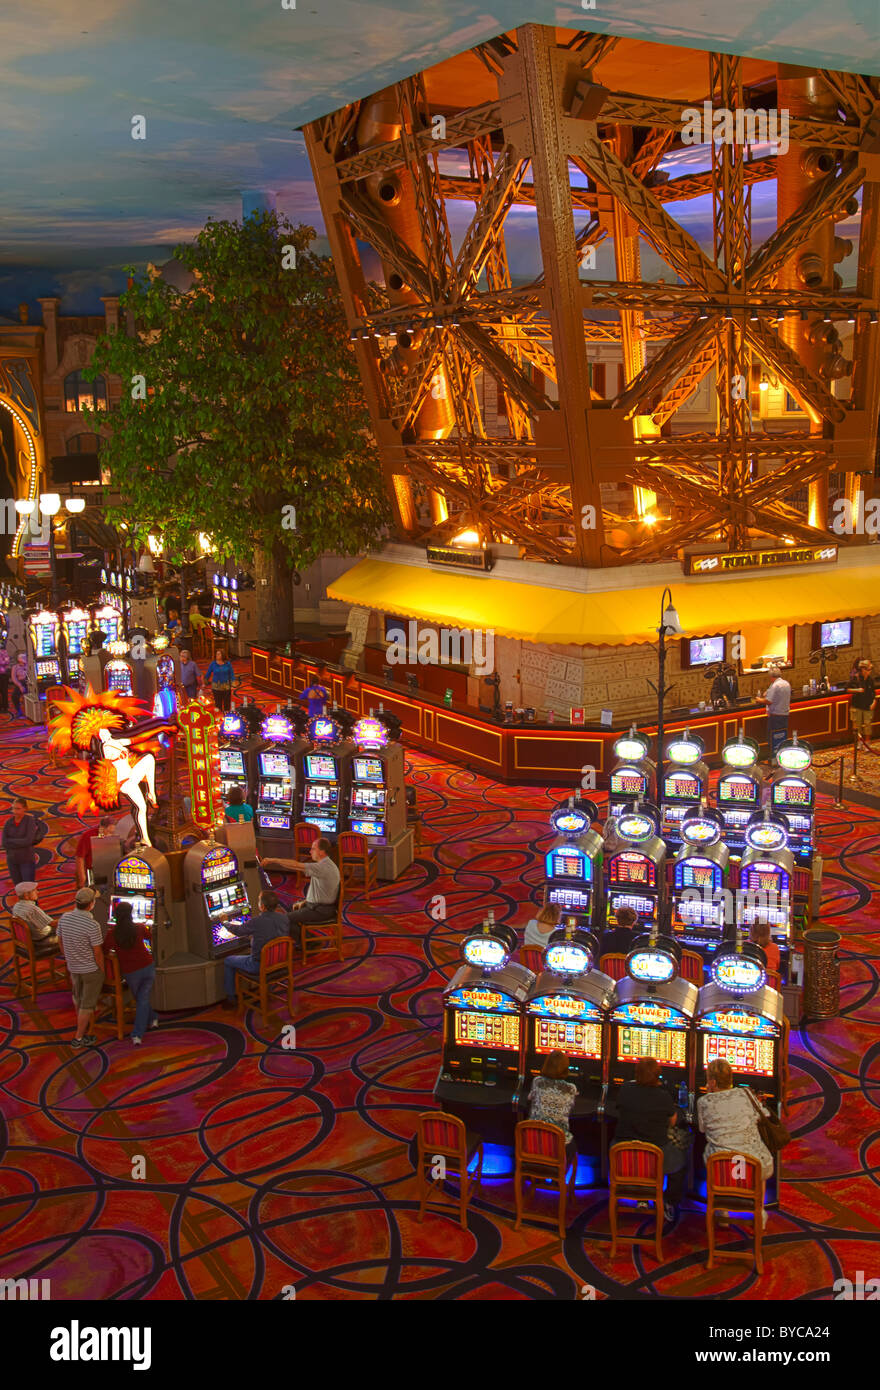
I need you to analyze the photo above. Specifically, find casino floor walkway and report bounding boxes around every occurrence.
[1,681,877,1300]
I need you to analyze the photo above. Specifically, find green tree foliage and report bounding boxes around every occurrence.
[85,213,389,594]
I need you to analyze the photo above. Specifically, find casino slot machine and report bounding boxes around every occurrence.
[736,810,794,958]
[103,650,135,696]
[140,642,180,721]
[211,577,224,630]
[523,925,614,1135]
[26,609,62,710]
[543,800,603,928]
[604,806,666,929]
[254,711,308,848]
[107,848,171,961]
[301,714,354,836]
[60,605,90,686]
[347,714,406,844]
[660,731,708,850]
[768,736,816,868]
[435,917,534,1143]
[608,932,699,1114]
[608,728,656,819]
[671,807,730,951]
[90,602,123,647]
[184,841,253,957]
[218,708,260,804]
[715,732,763,859]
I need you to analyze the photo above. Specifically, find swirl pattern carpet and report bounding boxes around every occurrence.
[1,697,878,1301]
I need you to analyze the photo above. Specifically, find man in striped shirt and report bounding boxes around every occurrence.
[57,887,105,1048]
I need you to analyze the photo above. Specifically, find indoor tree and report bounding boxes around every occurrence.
[84,212,389,640]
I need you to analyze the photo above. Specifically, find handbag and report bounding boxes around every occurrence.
[744,1086,791,1155]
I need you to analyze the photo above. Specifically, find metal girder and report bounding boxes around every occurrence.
[630,128,675,183]
[455,146,529,290]
[613,315,717,417]
[341,189,441,302]
[564,32,620,61]
[744,319,847,424]
[593,89,864,150]
[574,130,728,292]
[819,70,878,125]
[747,155,865,288]
[334,101,504,183]
[651,334,720,427]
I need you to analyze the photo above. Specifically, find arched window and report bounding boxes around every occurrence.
[66,433,103,454]
[64,371,107,413]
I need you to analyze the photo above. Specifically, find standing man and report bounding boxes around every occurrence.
[178,648,201,702]
[758,663,792,759]
[221,889,291,1008]
[848,658,877,751]
[9,652,28,718]
[0,641,10,714]
[57,887,105,1048]
[74,814,115,888]
[3,796,48,885]
[263,838,341,945]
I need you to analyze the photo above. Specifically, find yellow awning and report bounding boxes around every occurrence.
[328,557,880,646]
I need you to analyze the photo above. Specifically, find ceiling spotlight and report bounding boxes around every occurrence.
[749,309,759,321]
[823,313,832,324]
[847,311,856,323]
[698,309,709,321]
[870,312,877,325]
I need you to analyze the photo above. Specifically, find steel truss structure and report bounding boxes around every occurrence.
[304,25,880,566]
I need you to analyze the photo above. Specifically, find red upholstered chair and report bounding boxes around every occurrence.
[300,881,345,966]
[293,822,320,857]
[416,1111,483,1230]
[609,1142,665,1262]
[599,953,628,981]
[235,936,295,1028]
[337,831,378,902]
[519,947,546,977]
[514,1121,576,1239]
[681,950,705,986]
[94,953,131,1041]
[705,1151,766,1274]
[10,916,61,1002]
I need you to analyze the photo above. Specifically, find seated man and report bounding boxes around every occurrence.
[263,838,341,945]
[12,880,59,953]
[222,889,290,1008]
[600,905,640,960]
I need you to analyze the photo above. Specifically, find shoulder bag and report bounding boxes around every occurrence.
[743,1085,791,1155]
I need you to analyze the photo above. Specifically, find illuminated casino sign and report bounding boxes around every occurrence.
[666,737,703,765]
[627,948,676,985]
[744,819,789,853]
[448,986,519,1014]
[681,815,721,846]
[711,952,767,995]
[220,712,246,740]
[261,714,295,742]
[722,737,759,768]
[528,994,591,1020]
[612,1001,680,1028]
[178,702,223,829]
[463,934,509,970]
[545,940,592,976]
[777,740,812,772]
[353,716,388,750]
[702,1007,777,1037]
[550,805,590,835]
[685,545,837,575]
[614,731,650,762]
[616,812,654,843]
[309,715,340,744]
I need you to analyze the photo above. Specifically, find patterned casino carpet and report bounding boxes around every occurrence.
[1,683,879,1301]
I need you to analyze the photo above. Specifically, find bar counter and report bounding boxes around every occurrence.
[250,643,860,787]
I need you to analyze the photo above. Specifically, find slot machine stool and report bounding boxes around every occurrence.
[94,955,135,1042]
[705,1152,766,1275]
[337,831,378,902]
[235,936,296,1028]
[514,1121,577,1239]
[416,1111,484,1231]
[608,1142,666,1263]
[294,821,320,857]
[10,917,61,1002]
[300,884,346,965]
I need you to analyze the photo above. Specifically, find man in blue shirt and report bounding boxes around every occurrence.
[302,682,329,718]
[221,889,290,1007]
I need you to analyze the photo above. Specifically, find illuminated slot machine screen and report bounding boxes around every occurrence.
[549,887,591,911]
[772,780,812,807]
[116,857,153,892]
[260,779,292,803]
[743,866,786,894]
[105,660,133,694]
[608,891,655,920]
[664,773,701,800]
[305,753,337,779]
[534,1017,603,1060]
[156,655,175,690]
[454,1011,521,1050]
[37,659,60,679]
[354,757,384,782]
[719,776,758,803]
[722,808,752,832]
[662,805,686,831]
[202,848,237,885]
[611,772,647,795]
[206,880,248,916]
[259,814,289,830]
[679,861,717,890]
[703,1031,775,1077]
[33,622,56,656]
[551,852,584,878]
[617,1026,687,1068]
[259,751,290,778]
[66,619,88,655]
[212,598,223,623]
[221,749,246,778]
[352,786,383,808]
[609,852,655,886]
[109,894,154,927]
[212,920,246,950]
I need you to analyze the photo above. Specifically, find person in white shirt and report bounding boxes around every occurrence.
[523,902,561,951]
[263,838,341,945]
[758,664,791,758]
[12,880,57,949]
[697,1057,774,1228]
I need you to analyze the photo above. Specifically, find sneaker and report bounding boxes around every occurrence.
[81,1034,98,1046]
[131,1036,142,1046]
[636,1201,651,1212]
[663,1202,676,1223]
[150,1019,159,1029]
[70,1035,87,1049]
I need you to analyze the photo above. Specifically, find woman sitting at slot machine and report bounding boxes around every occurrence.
[224,786,254,824]
[523,903,561,951]
[749,922,780,980]
[527,1050,578,1165]
[612,1056,686,1224]
[697,1058,773,1227]
[103,900,158,1046]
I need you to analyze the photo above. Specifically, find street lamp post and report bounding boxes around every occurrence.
[39,493,62,608]
[651,587,684,823]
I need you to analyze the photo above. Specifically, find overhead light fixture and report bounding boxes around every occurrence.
[847,311,856,323]
[870,312,877,325]
[14,499,35,515]
[749,309,759,321]
[698,309,709,321]
[823,313,832,324]
[453,528,481,546]
[662,602,683,635]
[65,498,86,514]
[643,512,658,526]
[759,373,770,391]
[39,493,61,516]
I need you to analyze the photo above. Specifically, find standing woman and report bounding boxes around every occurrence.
[10,652,28,718]
[205,646,235,713]
[103,900,158,1045]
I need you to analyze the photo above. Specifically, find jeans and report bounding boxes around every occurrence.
[213,688,232,713]
[126,964,157,1038]
[0,671,9,711]
[768,714,789,757]
[663,1141,687,1205]
[224,952,259,1000]
[6,854,37,886]
[288,902,337,946]
[10,685,23,716]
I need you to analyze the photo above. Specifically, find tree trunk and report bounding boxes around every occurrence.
[253,537,292,643]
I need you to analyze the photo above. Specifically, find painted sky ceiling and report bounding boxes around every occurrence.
[1,0,877,316]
